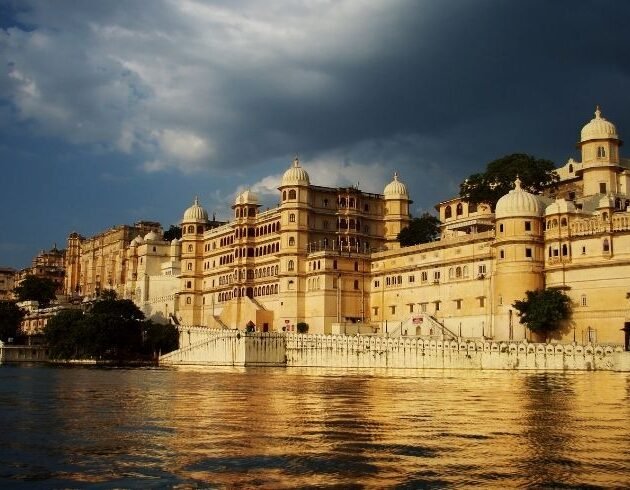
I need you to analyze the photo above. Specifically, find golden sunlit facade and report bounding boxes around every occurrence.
[62,108,630,346]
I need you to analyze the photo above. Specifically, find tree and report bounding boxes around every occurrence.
[163,225,182,241]
[397,213,441,247]
[99,289,117,301]
[513,288,571,342]
[459,153,558,210]
[296,322,309,334]
[14,275,58,307]
[142,321,179,356]
[0,301,25,342]
[44,309,86,359]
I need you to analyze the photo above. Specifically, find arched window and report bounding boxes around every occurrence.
[463,265,468,277]
[188,244,193,252]
[603,239,610,252]
[186,297,192,305]
[288,189,297,199]
[561,217,567,227]
[562,244,568,256]
[597,146,606,158]
[455,266,462,278]
[456,203,463,216]
[289,213,296,223]
[569,163,574,173]
[354,280,359,289]
[449,268,454,279]
[282,191,287,201]
[289,237,295,246]
[186,281,192,288]
[445,206,452,219]
[187,263,192,271]
[288,260,295,271]
[354,261,359,271]
[187,225,194,233]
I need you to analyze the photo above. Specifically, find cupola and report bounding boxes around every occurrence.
[281,156,310,187]
[495,177,544,219]
[580,106,619,143]
[183,197,209,222]
[383,172,409,199]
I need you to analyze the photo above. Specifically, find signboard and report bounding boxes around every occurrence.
[285,319,290,324]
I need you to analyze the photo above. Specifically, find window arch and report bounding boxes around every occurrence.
[288,237,295,246]
[603,238,610,252]
[187,263,193,271]
[597,146,606,158]
[561,217,567,227]
[288,260,295,271]
[288,189,297,199]
[289,213,296,223]
[445,206,452,219]
[456,203,463,216]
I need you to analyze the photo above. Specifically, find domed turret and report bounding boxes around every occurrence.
[383,172,409,199]
[234,189,259,206]
[581,106,619,143]
[144,230,161,242]
[131,235,144,246]
[545,198,576,216]
[183,197,209,222]
[281,156,310,187]
[495,178,544,219]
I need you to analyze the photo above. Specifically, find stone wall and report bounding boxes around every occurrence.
[160,328,630,371]
[0,345,49,363]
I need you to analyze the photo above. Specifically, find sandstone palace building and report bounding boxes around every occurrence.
[63,108,630,345]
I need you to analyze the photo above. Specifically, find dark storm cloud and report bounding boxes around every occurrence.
[1,0,630,267]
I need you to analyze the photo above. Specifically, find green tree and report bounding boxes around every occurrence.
[513,288,572,342]
[397,213,441,247]
[142,321,179,356]
[296,322,309,334]
[459,153,558,210]
[0,301,25,342]
[99,289,117,301]
[14,275,58,307]
[44,309,86,359]
[163,225,182,241]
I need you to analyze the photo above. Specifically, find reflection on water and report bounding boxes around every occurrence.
[0,365,629,488]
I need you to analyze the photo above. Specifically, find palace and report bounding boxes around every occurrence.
[63,107,630,345]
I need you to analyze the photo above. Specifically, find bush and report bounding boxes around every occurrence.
[296,322,309,334]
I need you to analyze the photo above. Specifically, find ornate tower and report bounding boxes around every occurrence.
[492,178,546,340]
[578,106,623,196]
[179,197,209,326]
[383,172,411,249]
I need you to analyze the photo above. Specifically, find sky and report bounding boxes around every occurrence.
[1,0,630,269]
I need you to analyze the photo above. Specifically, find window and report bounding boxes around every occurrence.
[420,303,427,313]
[581,294,587,307]
[323,198,328,207]
[374,280,380,288]
[187,263,193,271]
[288,237,295,246]
[478,264,486,275]
[282,191,287,200]
[603,239,610,253]
[288,260,295,271]
[373,306,379,316]
[498,295,503,306]
[353,280,359,290]
[186,297,192,305]
[455,299,462,310]
[499,250,505,259]
[408,275,415,283]
[444,206,452,219]
[568,191,575,200]
[524,221,531,232]
[456,203,463,216]
[568,164,574,173]
[582,246,586,255]
[289,213,296,223]
[433,271,441,282]
[354,261,359,271]
[562,244,568,256]
[390,305,396,314]
[525,248,532,258]
[561,217,567,227]
[479,297,485,308]
[186,281,192,288]
[288,189,297,199]
[499,223,504,233]
[434,301,440,311]
[421,271,428,282]
[600,182,607,194]
[333,260,337,270]
[597,146,606,158]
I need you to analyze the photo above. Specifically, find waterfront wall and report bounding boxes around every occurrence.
[0,345,49,363]
[160,329,286,366]
[160,329,630,371]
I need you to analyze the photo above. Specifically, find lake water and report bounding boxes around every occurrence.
[0,365,629,489]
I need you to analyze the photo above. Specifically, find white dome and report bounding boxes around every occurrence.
[281,156,310,186]
[495,178,544,219]
[144,230,161,242]
[234,189,259,206]
[183,197,209,222]
[383,172,408,199]
[545,198,576,216]
[131,236,144,246]
[170,238,181,245]
[581,106,619,143]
